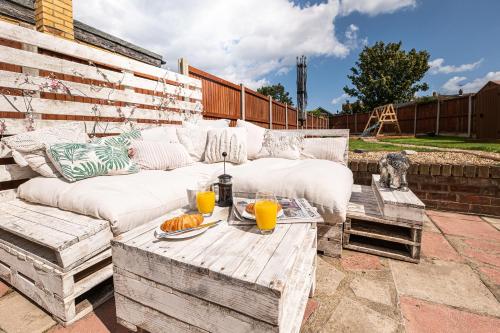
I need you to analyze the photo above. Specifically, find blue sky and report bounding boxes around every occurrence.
[266,0,500,112]
[75,0,500,114]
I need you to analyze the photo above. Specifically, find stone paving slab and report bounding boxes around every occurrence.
[482,216,500,231]
[350,276,393,306]
[401,296,500,333]
[421,231,462,262]
[423,213,440,233]
[0,281,10,298]
[322,297,399,333]
[0,292,56,333]
[341,251,385,271]
[432,215,500,241]
[390,259,500,317]
[426,210,484,222]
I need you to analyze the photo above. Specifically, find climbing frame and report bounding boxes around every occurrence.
[363,104,402,136]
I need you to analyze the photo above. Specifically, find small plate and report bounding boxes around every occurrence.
[155,222,214,240]
[242,209,284,221]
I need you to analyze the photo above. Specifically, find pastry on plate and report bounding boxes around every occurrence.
[245,202,282,215]
[161,213,204,232]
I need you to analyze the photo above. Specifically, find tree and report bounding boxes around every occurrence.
[257,83,293,105]
[343,41,430,112]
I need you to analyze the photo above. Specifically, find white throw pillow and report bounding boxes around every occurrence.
[1,122,89,177]
[182,118,230,128]
[141,126,180,143]
[256,130,305,160]
[205,128,247,164]
[301,137,348,164]
[176,127,209,161]
[131,141,193,170]
[236,119,266,159]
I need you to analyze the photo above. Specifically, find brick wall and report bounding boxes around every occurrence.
[34,0,73,39]
[349,160,500,216]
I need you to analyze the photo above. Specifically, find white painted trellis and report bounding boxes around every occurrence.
[0,20,202,139]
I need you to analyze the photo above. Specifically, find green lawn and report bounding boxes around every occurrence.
[379,136,500,153]
[348,138,431,152]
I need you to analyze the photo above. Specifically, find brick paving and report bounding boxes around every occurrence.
[0,210,499,333]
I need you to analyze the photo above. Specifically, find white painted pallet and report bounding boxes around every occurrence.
[0,199,114,324]
[345,184,423,263]
[112,206,317,333]
[371,174,425,222]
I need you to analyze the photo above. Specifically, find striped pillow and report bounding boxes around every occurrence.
[131,141,193,170]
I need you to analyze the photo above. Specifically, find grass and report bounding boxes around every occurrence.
[348,138,431,152]
[379,136,500,153]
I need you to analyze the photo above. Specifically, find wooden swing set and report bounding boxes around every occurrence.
[362,104,401,136]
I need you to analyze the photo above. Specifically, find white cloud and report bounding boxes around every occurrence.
[74,0,412,89]
[429,58,483,75]
[331,93,349,105]
[340,0,416,16]
[442,71,500,93]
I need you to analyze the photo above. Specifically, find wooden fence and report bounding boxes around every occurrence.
[330,95,475,136]
[187,66,329,129]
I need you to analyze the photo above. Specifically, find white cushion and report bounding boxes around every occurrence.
[1,122,89,177]
[176,127,209,162]
[18,163,226,235]
[236,119,266,159]
[141,126,180,143]
[301,137,348,164]
[131,141,193,170]
[205,128,247,164]
[256,131,304,160]
[228,158,353,220]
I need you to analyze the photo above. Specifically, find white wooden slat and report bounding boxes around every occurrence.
[0,45,202,100]
[0,20,202,88]
[0,164,37,181]
[0,118,170,135]
[0,213,72,250]
[0,70,202,112]
[0,97,188,122]
[4,203,93,238]
[231,224,291,284]
[8,199,108,233]
[256,223,310,293]
[114,269,277,333]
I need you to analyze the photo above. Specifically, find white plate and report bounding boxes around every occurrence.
[242,209,284,221]
[155,223,212,240]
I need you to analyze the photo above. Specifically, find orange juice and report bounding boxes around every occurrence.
[196,191,215,216]
[255,200,278,232]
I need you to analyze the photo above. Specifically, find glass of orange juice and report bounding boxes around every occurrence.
[255,192,278,235]
[196,183,216,217]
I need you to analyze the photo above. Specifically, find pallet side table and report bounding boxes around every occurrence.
[344,179,424,263]
[112,206,318,333]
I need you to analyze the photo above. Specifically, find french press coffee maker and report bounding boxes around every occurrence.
[213,152,233,207]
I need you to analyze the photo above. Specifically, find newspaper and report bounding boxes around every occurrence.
[229,195,323,226]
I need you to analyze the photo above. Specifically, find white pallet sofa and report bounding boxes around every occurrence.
[0,20,202,324]
[0,21,351,325]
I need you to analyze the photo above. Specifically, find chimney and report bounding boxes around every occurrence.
[34,0,74,40]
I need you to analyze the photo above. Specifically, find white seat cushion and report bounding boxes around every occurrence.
[228,158,353,221]
[18,163,225,235]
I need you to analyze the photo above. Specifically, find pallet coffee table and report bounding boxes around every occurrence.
[112,206,318,333]
[344,175,425,263]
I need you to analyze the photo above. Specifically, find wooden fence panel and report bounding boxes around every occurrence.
[245,90,269,127]
[272,102,286,128]
[395,105,415,134]
[440,96,469,134]
[288,107,297,129]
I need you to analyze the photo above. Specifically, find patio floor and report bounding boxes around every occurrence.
[0,210,499,333]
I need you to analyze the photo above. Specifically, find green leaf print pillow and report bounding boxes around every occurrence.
[92,129,142,152]
[46,143,140,182]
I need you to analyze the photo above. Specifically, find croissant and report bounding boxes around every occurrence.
[160,213,204,232]
[245,203,282,215]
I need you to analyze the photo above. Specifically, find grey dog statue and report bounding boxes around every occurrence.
[379,152,410,191]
